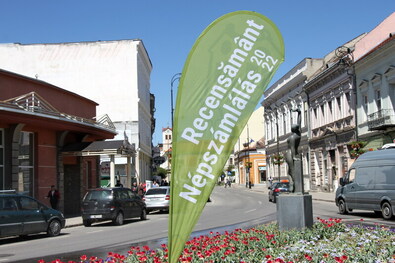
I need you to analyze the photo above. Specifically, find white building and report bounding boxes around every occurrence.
[0,40,153,183]
[354,13,395,148]
[160,127,172,171]
[263,58,323,190]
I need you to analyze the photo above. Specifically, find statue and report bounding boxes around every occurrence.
[285,107,302,193]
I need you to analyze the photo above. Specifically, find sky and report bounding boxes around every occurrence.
[0,1,394,144]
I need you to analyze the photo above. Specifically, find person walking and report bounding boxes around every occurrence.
[46,185,60,210]
[131,182,138,194]
[138,182,146,197]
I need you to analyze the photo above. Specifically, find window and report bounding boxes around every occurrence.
[1,197,18,211]
[328,101,333,114]
[283,112,286,135]
[356,167,373,185]
[20,197,39,210]
[348,169,356,183]
[18,132,34,196]
[375,90,382,112]
[303,102,308,128]
[0,129,3,190]
[345,92,351,108]
[363,95,368,116]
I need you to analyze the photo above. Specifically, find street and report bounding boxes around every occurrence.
[1,186,394,263]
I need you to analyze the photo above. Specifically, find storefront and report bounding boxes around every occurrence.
[0,69,116,215]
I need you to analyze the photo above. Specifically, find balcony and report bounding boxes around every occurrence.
[367,109,395,130]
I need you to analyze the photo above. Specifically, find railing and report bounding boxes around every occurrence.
[0,101,116,132]
[367,109,395,130]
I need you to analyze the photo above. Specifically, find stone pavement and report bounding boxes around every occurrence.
[64,184,335,228]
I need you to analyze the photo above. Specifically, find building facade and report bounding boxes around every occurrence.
[263,58,323,190]
[233,106,267,186]
[303,35,364,192]
[0,69,116,215]
[0,40,153,184]
[354,13,395,149]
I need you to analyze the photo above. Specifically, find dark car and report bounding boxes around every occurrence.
[0,190,65,238]
[268,182,290,203]
[143,186,170,213]
[81,187,147,226]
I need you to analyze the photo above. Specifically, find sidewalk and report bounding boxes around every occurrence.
[240,183,336,203]
[64,184,335,228]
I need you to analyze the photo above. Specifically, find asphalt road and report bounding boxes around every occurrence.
[1,186,394,262]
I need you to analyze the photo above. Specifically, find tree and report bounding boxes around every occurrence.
[155,167,168,179]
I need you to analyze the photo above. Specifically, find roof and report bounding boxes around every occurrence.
[62,140,136,156]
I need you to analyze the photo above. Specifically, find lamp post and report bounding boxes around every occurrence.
[170,73,182,128]
[243,124,251,188]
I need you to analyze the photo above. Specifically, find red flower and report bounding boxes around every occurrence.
[304,254,312,261]
[80,255,87,261]
[38,260,46,263]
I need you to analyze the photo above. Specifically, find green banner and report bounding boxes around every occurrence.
[168,11,284,262]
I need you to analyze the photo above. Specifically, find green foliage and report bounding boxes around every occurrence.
[154,167,168,179]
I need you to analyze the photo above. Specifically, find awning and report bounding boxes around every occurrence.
[62,139,136,157]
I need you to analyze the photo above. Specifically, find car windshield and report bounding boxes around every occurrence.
[276,183,289,188]
[145,188,168,195]
[84,190,112,201]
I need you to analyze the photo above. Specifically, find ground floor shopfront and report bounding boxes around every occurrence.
[0,69,117,215]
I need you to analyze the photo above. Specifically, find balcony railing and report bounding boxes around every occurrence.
[367,109,395,130]
[1,92,116,132]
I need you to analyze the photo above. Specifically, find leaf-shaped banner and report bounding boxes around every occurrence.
[168,10,284,263]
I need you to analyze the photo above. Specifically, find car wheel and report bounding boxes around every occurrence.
[338,199,348,215]
[83,219,92,227]
[381,202,393,220]
[113,212,124,226]
[140,209,147,220]
[47,219,61,237]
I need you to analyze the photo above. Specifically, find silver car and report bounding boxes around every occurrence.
[143,186,170,213]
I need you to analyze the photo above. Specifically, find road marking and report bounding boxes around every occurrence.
[0,258,10,262]
[245,209,256,213]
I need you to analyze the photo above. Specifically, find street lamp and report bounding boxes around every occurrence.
[243,124,251,188]
[170,73,182,128]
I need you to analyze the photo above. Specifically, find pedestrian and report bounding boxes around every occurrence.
[131,182,138,194]
[115,179,123,187]
[138,182,146,196]
[249,181,252,189]
[152,181,159,188]
[268,176,273,188]
[46,185,60,210]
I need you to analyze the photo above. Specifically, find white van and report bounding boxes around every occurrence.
[335,149,395,220]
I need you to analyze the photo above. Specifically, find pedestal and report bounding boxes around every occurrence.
[277,194,313,231]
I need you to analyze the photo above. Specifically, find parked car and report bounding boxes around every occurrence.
[0,190,65,238]
[81,187,147,226]
[336,149,395,220]
[268,182,290,203]
[143,186,170,213]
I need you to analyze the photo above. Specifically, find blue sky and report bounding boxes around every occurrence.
[0,1,393,144]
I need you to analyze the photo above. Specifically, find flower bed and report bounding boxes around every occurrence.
[39,218,395,263]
